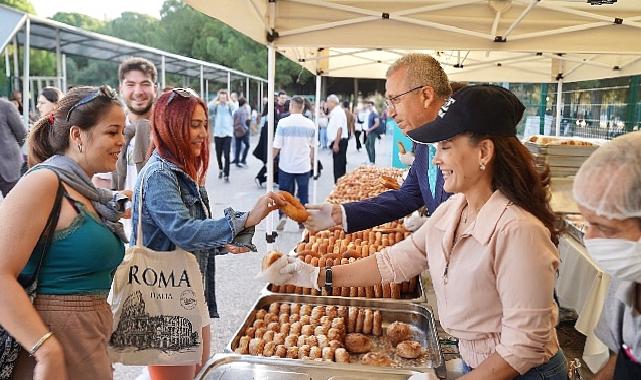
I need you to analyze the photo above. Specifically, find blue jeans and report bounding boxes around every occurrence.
[463,350,568,379]
[319,127,328,149]
[278,169,310,218]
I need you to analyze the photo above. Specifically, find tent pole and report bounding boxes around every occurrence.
[61,54,67,92]
[161,55,166,90]
[246,77,250,104]
[12,37,19,91]
[555,79,563,137]
[227,71,231,92]
[266,44,276,246]
[22,18,30,127]
[56,29,62,89]
[4,47,9,78]
[205,79,209,102]
[199,65,204,99]
[312,74,321,204]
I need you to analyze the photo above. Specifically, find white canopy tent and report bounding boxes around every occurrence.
[186,0,641,243]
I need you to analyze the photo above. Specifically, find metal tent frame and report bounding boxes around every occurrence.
[0,4,267,127]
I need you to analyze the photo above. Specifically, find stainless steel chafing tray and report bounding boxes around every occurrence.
[261,275,426,304]
[197,353,440,380]
[225,294,446,378]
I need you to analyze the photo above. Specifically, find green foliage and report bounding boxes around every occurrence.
[0,0,35,14]
[1,0,312,94]
[51,12,104,31]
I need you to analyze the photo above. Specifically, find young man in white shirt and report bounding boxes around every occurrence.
[273,96,316,230]
[326,94,349,183]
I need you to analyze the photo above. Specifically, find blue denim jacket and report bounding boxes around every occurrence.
[132,151,248,317]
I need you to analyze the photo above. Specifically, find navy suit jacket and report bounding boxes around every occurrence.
[343,144,450,233]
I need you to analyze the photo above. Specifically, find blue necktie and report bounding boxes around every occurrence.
[427,144,437,198]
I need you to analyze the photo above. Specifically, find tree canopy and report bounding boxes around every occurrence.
[1,0,313,95]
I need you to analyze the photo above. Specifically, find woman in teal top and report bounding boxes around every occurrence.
[0,85,127,380]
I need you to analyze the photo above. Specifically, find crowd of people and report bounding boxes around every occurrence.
[0,50,639,380]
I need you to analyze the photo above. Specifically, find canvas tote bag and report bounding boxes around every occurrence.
[108,176,209,366]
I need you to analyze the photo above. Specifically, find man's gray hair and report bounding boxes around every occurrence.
[327,94,340,104]
[386,53,452,98]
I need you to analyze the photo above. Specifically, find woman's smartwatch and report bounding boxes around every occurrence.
[324,267,333,294]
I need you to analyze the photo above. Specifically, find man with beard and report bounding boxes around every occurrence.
[112,57,157,191]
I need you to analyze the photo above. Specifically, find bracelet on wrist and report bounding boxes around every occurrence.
[29,331,54,356]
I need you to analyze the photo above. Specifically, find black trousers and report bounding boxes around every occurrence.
[332,138,349,183]
[214,136,232,177]
[353,130,362,151]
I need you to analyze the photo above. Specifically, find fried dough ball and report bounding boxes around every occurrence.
[284,334,299,348]
[286,346,299,359]
[249,338,265,356]
[263,341,277,356]
[344,333,372,354]
[262,330,275,342]
[387,321,412,346]
[275,344,287,358]
[396,340,423,359]
[236,336,250,354]
[335,348,350,363]
[361,352,395,367]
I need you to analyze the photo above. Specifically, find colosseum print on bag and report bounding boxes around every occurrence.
[108,177,209,366]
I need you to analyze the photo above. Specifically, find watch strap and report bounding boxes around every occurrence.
[324,267,333,294]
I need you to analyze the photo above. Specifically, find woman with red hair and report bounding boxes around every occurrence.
[131,88,281,379]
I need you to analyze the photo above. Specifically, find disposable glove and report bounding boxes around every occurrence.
[279,256,321,291]
[404,210,428,232]
[255,253,291,284]
[399,152,416,166]
[304,204,340,234]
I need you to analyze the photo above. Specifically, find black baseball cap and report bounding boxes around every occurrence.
[407,84,525,144]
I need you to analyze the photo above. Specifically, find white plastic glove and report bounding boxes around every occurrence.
[304,204,340,234]
[403,210,428,232]
[399,151,416,166]
[279,256,321,290]
[255,253,290,284]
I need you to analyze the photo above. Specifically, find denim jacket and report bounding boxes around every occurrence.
[132,151,248,317]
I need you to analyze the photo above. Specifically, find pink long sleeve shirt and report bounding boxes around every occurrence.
[376,191,560,374]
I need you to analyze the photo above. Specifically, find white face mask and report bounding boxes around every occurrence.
[584,238,641,282]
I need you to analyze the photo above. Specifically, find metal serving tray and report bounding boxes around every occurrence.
[197,353,439,380]
[226,294,446,378]
[261,275,426,304]
[525,141,598,157]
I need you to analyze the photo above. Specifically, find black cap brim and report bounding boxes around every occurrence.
[406,110,466,144]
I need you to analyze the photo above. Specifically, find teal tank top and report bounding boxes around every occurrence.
[21,195,125,295]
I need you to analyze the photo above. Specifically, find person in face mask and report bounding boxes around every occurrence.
[572,131,641,379]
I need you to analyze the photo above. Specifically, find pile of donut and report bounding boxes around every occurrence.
[270,220,419,298]
[234,302,426,366]
[327,166,404,204]
[527,135,594,146]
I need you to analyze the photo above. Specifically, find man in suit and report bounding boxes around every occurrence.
[305,53,452,233]
[0,98,26,197]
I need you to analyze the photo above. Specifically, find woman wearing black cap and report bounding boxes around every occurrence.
[270,85,567,379]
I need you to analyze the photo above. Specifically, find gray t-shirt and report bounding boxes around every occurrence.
[594,279,641,361]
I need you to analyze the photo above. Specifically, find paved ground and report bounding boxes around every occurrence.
[114,132,394,379]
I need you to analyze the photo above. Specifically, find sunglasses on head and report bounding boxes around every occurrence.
[167,87,199,104]
[66,85,118,121]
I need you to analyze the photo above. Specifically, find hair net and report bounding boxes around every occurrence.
[573,131,641,220]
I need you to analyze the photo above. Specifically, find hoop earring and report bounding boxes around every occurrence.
[479,162,486,171]
[78,144,84,153]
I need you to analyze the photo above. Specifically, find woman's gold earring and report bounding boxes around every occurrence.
[78,144,83,153]
[479,162,486,171]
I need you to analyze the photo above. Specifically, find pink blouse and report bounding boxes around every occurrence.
[376,191,560,374]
